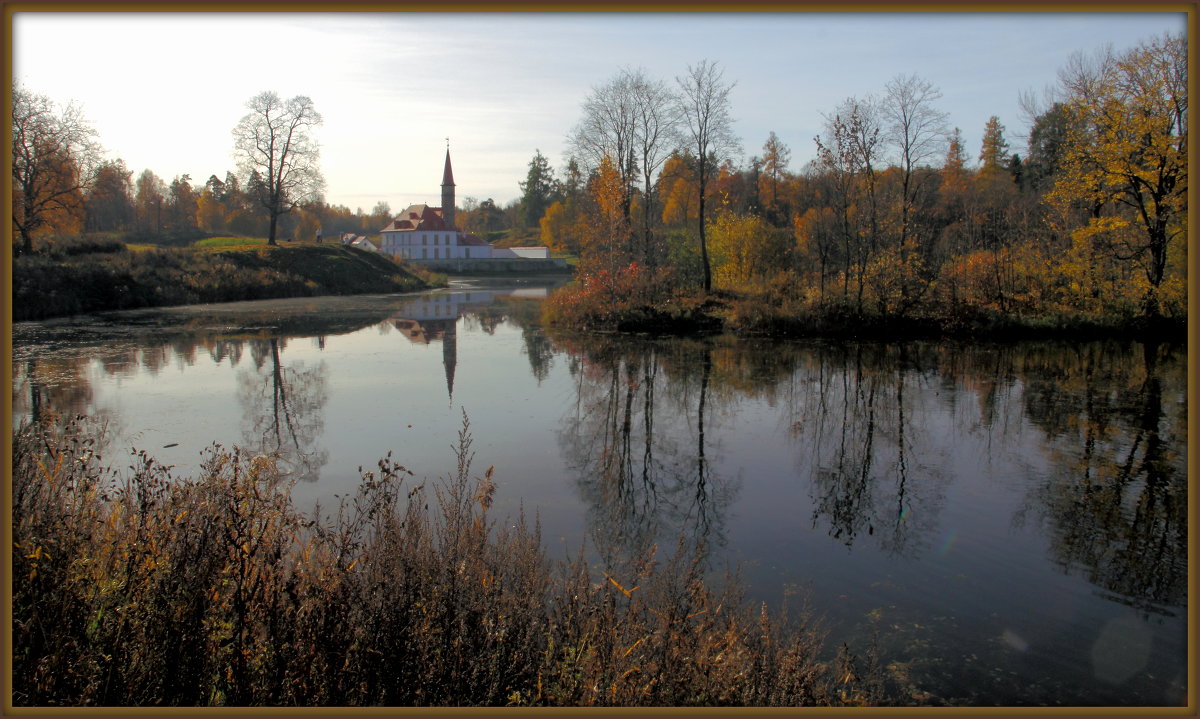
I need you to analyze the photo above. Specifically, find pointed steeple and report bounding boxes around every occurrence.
[442,141,455,186]
[441,142,456,229]
[442,318,457,404]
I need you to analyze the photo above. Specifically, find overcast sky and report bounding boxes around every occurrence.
[12,11,1186,214]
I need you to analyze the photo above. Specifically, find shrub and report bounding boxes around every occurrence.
[11,414,890,707]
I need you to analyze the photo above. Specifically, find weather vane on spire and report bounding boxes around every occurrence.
[446,137,450,150]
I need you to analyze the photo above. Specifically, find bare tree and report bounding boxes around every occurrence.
[676,60,740,292]
[883,74,949,250]
[629,70,681,266]
[570,68,683,267]
[569,71,639,219]
[841,96,885,253]
[232,91,324,245]
[11,85,101,255]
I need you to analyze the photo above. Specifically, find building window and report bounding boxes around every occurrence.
[422,248,427,259]
[465,248,470,258]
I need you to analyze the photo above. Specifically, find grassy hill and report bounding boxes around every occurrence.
[13,237,442,322]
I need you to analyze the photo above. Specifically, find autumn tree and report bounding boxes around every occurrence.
[540,199,584,254]
[978,116,1010,175]
[580,155,634,277]
[658,151,698,227]
[1048,33,1186,315]
[943,127,968,179]
[571,67,680,266]
[813,110,865,306]
[84,159,134,232]
[708,210,791,289]
[760,130,791,221]
[932,127,978,263]
[196,175,228,232]
[676,59,740,292]
[166,174,198,232]
[134,169,167,234]
[232,91,324,245]
[11,85,100,254]
[794,204,840,297]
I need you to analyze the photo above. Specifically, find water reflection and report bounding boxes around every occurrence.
[384,287,554,399]
[547,332,1187,617]
[554,335,738,572]
[1025,340,1187,613]
[788,343,948,557]
[15,358,95,425]
[10,291,1188,624]
[238,338,329,483]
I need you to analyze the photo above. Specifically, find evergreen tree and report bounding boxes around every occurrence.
[519,149,558,229]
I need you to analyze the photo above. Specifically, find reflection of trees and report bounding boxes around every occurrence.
[238,337,329,483]
[521,325,554,383]
[14,357,96,424]
[555,336,737,573]
[790,344,946,557]
[1026,341,1187,612]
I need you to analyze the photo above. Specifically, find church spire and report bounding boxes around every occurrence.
[442,318,457,404]
[441,141,456,229]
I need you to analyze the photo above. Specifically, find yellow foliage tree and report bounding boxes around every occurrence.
[658,153,698,227]
[1048,33,1187,315]
[196,188,227,233]
[708,210,790,290]
[539,199,583,254]
[580,156,633,278]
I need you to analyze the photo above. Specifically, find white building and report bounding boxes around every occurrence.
[349,236,377,252]
[377,149,496,261]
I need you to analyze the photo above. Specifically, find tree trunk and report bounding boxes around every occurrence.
[698,171,711,293]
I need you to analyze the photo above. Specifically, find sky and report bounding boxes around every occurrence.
[12,10,1188,214]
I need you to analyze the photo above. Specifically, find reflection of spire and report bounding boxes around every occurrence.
[443,317,457,403]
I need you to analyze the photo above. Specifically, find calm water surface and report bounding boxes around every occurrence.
[11,280,1189,706]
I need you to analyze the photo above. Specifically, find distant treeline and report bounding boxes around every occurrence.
[528,35,1186,335]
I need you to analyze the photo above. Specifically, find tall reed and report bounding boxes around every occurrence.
[11,413,891,707]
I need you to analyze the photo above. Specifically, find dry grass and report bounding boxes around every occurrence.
[11,412,891,707]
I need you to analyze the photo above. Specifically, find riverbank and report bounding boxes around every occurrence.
[543,274,1186,341]
[12,242,442,322]
[11,416,891,707]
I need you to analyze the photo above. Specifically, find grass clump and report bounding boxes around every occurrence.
[12,414,891,707]
[193,236,269,250]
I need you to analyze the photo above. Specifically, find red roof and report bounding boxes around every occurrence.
[381,204,450,233]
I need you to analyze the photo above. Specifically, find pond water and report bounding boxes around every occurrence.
[10,280,1189,707]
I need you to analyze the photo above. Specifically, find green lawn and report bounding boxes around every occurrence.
[193,236,269,250]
